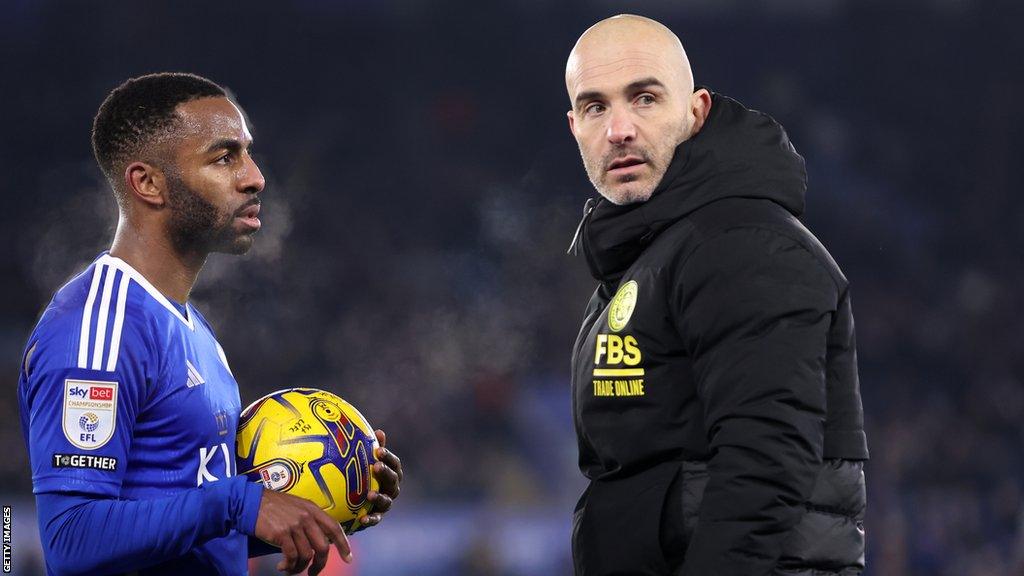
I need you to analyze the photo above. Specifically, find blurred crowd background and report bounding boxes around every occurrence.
[2,1,1022,575]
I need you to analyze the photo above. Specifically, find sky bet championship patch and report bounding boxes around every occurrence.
[62,380,118,450]
[52,453,119,471]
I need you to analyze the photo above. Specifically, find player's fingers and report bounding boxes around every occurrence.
[375,429,387,447]
[359,512,383,527]
[376,445,403,480]
[287,524,314,574]
[313,508,352,564]
[303,518,332,576]
[275,529,299,573]
[368,490,393,513]
[375,445,403,486]
[372,460,401,498]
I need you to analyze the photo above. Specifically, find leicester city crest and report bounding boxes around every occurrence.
[607,280,639,332]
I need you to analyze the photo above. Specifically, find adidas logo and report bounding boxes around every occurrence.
[186,359,206,388]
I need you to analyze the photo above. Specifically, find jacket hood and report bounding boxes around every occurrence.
[578,91,807,283]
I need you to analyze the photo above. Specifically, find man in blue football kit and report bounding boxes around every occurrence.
[18,73,403,576]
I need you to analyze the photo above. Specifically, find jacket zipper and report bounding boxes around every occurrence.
[566,197,597,255]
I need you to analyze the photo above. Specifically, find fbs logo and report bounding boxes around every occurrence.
[595,334,641,366]
[607,280,638,332]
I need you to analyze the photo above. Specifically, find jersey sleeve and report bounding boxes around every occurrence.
[19,304,157,498]
[35,477,264,576]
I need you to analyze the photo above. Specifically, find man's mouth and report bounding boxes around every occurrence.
[606,156,646,173]
[235,202,261,230]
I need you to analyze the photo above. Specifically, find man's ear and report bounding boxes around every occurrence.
[123,161,167,208]
[567,110,577,138]
[689,89,713,136]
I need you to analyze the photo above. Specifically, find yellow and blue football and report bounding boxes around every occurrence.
[236,388,379,534]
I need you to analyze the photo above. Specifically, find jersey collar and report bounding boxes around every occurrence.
[97,254,195,331]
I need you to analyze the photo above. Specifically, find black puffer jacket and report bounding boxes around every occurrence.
[570,92,868,576]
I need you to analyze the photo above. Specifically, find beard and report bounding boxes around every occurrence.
[583,145,657,205]
[165,175,254,256]
[581,117,688,206]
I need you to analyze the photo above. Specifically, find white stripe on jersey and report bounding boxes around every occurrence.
[76,260,136,372]
[91,267,117,370]
[78,263,105,369]
[106,271,131,371]
[98,254,194,331]
[215,342,233,376]
[78,254,199,372]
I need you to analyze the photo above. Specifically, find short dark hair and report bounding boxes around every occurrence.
[91,72,226,185]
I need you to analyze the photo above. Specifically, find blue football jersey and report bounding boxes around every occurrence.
[19,253,251,574]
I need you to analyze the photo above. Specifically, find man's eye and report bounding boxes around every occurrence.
[636,94,656,106]
[216,153,232,164]
[585,103,606,115]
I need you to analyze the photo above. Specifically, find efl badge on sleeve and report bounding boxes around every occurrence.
[63,380,118,450]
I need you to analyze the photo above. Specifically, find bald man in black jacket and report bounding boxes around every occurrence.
[565,15,868,576]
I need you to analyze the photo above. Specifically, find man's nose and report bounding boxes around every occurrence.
[239,154,266,194]
[606,108,637,145]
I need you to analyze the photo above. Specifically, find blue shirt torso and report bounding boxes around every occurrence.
[19,253,249,575]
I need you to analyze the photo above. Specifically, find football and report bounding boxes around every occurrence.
[236,388,380,534]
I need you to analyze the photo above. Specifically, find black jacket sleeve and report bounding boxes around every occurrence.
[672,227,835,575]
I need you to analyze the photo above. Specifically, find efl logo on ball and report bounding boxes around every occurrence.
[258,460,297,491]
